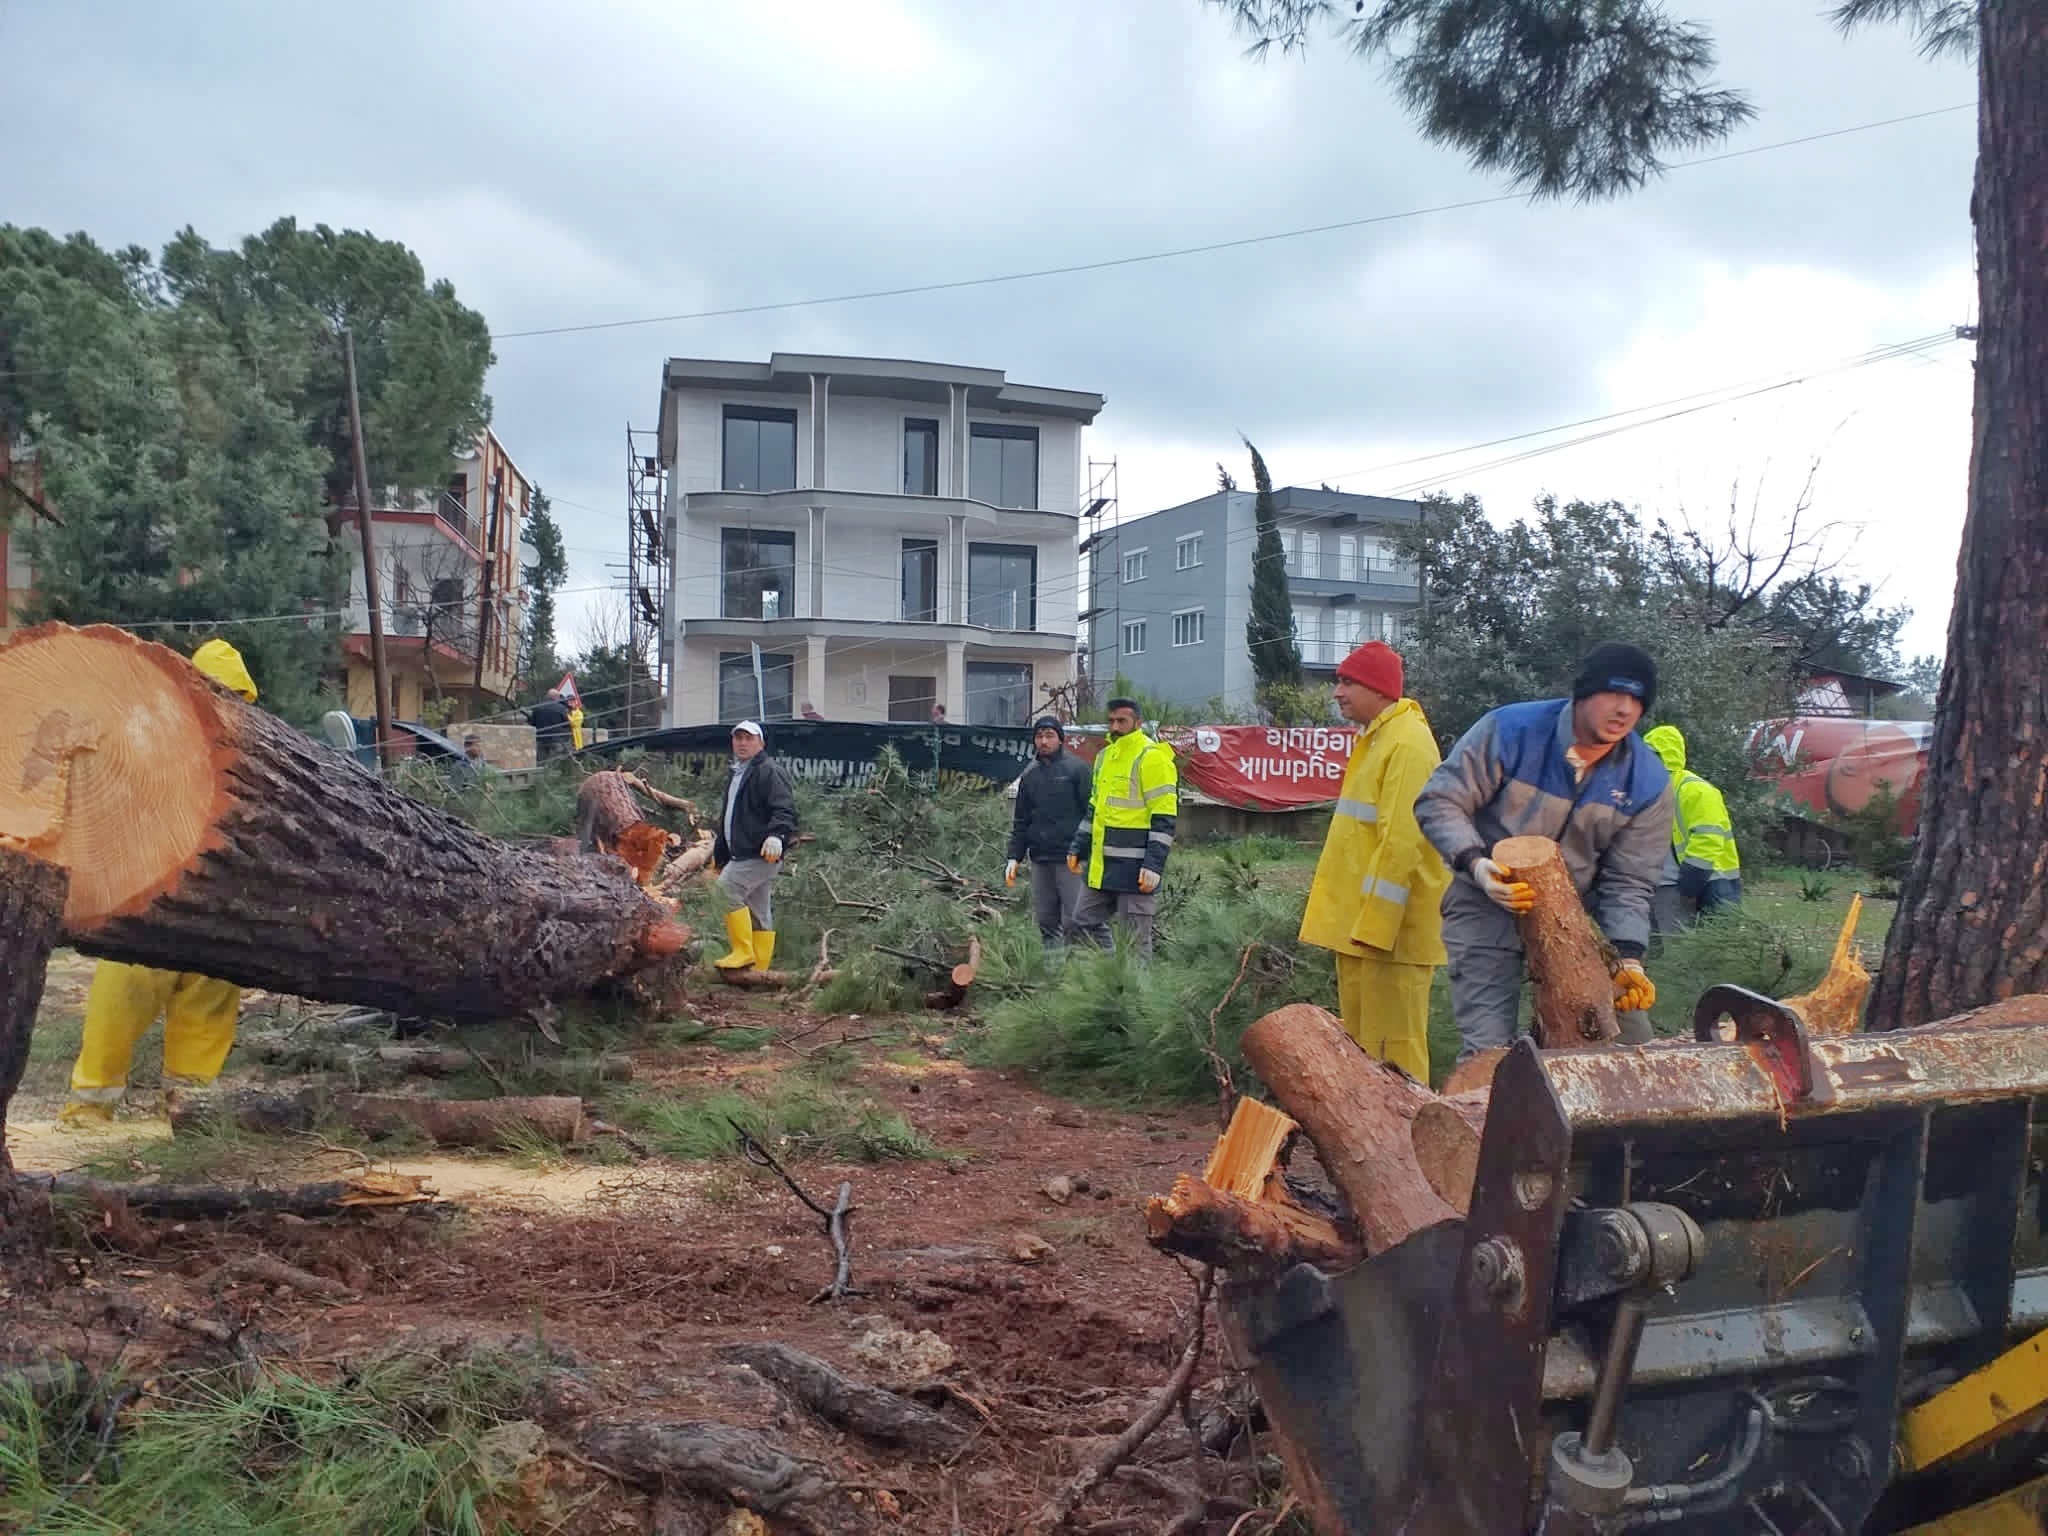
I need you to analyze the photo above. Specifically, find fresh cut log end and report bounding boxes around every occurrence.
[1144,1174,1362,1272]
[1493,834,1620,1049]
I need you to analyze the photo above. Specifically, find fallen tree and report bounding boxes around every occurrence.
[173,1087,589,1148]
[0,623,688,1024]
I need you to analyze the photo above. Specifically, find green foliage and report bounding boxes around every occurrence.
[1832,784,1913,884]
[613,1070,937,1164]
[1799,872,1835,903]
[1243,439,1302,695]
[518,485,567,695]
[0,1351,538,1535]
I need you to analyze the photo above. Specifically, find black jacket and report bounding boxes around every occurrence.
[529,698,571,750]
[1008,748,1090,864]
[713,754,799,866]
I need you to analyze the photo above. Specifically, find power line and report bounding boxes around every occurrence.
[491,103,1973,342]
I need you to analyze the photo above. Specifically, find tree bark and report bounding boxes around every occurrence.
[1240,1003,1457,1253]
[1145,1173,1362,1271]
[576,770,669,885]
[18,1169,439,1218]
[1494,834,1618,1047]
[717,1342,968,1455]
[174,1086,588,1147]
[1874,11,2048,1027]
[0,845,68,1266]
[1411,1091,1490,1215]
[0,623,687,1024]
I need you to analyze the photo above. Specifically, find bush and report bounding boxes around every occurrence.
[1832,784,1913,884]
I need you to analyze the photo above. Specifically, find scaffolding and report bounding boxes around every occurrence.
[624,424,671,730]
[1072,456,1119,715]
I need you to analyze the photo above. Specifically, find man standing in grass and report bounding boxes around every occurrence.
[1298,641,1447,1079]
[711,720,799,973]
[1007,715,1091,944]
[1069,697,1178,956]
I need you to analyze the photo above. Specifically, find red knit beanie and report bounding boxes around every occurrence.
[1335,640,1403,698]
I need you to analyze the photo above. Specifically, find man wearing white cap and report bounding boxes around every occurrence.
[711,720,799,971]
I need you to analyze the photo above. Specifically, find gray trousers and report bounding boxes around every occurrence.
[1074,885,1158,957]
[1030,859,1085,944]
[1443,878,1651,1060]
[719,858,779,929]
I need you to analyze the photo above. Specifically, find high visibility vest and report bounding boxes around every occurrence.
[1081,730,1178,892]
[1672,770,1740,876]
[1299,698,1449,965]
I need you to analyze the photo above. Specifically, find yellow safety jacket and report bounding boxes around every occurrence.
[1298,698,1449,965]
[1643,726,1740,877]
[1072,729,1178,894]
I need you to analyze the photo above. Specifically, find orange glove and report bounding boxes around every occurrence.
[1613,960,1656,1012]
[1471,857,1535,915]
[1004,859,1019,888]
[1067,854,1082,875]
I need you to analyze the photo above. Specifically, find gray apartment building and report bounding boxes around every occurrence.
[1082,486,1424,709]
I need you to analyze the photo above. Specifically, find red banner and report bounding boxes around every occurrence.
[1066,724,1356,811]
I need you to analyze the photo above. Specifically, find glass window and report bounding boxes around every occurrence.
[721,528,796,619]
[722,406,797,492]
[1332,608,1363,651]
[901,538,938,621]
[1337,534,1359,581]
[1122,548,1147,583]
[1172,609,1205,647]
[968,423,1038,509]
[1297,529,1321,577]
[718,650,793,720]
[1292,604,1322,664]
[903,418,939,497]
[966,662,1033,726]
[967,542,1036,629]
[1176,534,1203,570]
[1122,620,1147,655]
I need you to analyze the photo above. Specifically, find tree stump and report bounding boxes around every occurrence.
[575,770,669,885]
[0,624,687,1024]
[0,844,68,1267]
[1494,834,1618,1047]
[1239,1003,1457,1253]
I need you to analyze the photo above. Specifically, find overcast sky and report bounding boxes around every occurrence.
[2,1,1977,663]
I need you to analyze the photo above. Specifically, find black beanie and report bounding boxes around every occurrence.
[1572,642,1658,713]
[1032,714,1062,734]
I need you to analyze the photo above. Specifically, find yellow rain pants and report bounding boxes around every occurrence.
[67,962,242,1102]
[1334,951,1433,1083]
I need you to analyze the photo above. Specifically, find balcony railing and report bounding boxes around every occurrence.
[1288,557,1421,587]
[435,492,485,552]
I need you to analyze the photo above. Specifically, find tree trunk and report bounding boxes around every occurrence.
[576,770,668,885]
[0,845,68,1266]
[0,624,686,1024]
[1145,1173,1362,1271]
[1874,11,2048,1027]
[1411,1091,1490,1215]
[176,1086,589,1147]
[1494,834,1618,1047]
[1240,1003,1457,1252]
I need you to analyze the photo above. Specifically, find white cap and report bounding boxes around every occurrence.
[731,719,764,738]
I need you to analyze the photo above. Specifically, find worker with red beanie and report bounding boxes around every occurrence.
[1297,640,1448,1079]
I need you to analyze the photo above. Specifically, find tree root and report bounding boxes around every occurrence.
[719,1342,967,1455]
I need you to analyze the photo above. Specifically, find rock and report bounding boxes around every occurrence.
[1010,1232,1054,1264]
[1042,1175,1074,1206]
[1072,1175,1092,1194]
[474,1419,547,1489]
[851,1324,955,1384]
[1050,1104,1088,1128]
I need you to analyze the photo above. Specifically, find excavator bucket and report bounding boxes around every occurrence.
[1220,990,2048,1535]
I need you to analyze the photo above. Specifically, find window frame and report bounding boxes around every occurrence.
[966,541,1038,631]
[1122,547,1148,584]
[1175,533,1203,570]
[719,526,798,620]
[1122,619,1148,655]
[1171,607,1206,647]
[721,404,799,493]
[900,536,939,622]
[967,421,1040,509]
[717,649,794,721]
[965,661,1034,727]
[902,416,940,497]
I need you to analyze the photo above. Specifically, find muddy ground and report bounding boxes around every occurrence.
[4,954,1290,1534]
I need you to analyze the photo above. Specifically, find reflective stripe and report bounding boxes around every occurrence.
[1102,845,1145,859]
[1360,877,1410,905]
[1142,782,1176,804]
[1148,830,1175,846]
[1107,742,1169,808]
[1691,824,1732,839]
[1335,797,1379,824]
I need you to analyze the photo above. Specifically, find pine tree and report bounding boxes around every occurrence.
[518,484,567,695]
[1243,439,1301,691]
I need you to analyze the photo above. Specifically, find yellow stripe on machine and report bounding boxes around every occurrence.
[1899,1328,2048,1473]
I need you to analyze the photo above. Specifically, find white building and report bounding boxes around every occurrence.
[656,353,1104,727]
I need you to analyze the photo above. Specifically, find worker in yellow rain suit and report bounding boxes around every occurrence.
[59,639,258,1127]
[1298,641,1448,1080]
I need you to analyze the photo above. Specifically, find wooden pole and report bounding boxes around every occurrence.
[342,329,395,770]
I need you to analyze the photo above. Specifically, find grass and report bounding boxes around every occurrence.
[0,1351,541,1535]
[611,1066,939,1165]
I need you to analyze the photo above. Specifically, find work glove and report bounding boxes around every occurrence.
[1067,853,1083,875]
[761,836,784,864]
[1471,856,1535,915]
[1613,959,1656,1012]
[1137,868,1161,894]
[1004,859,1019,888]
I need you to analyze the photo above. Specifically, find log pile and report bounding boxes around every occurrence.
[0,624,689,1025]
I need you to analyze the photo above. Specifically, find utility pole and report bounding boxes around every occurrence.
[341,329,395,770]
[473,466,502,698]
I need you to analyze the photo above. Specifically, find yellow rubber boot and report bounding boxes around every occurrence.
[752,930,777,972]
[160,975,242,1085]
[714,908,756,969]
[66,961,178,1110]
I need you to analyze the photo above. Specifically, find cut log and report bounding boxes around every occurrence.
[1493,834,1619,1048]
[1411,1090,1491,1215]
[1200,1096,1298,1200]
[0,623,687,1023]
[203,1252,355,1299]
[1442,1047,1507,1096]
[923,936,982,1011]
[718,1342,967,1455]
[575,769,648,853]
[174,1086,588,1147]
[1239,1003,1456,1253]
[372,1046,635,1082]
[1145,1174,1362,1271]
[1783,895,1870,1037]
[0,844,68,1265]
[715,968,797,990]
[657,829,717,891]
[20,1169,440,1218]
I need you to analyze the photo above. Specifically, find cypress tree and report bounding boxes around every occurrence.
[1243,439,1301,691]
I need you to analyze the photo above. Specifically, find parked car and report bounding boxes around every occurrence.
[324,715,467,770]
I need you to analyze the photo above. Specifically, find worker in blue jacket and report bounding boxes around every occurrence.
[1414,642,1675,1062]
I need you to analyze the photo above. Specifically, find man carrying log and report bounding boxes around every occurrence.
[1297,641,1447,1080]
[60,639,259,1126]
[711,720,798,972]
[1005,714,1090,945]
[1414,642,1673,1062]
[1068,697,1178,957]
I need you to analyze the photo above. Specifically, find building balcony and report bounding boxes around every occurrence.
[679,486,1079,529]
[678,614,1077,651]
[1288,568,1424,604]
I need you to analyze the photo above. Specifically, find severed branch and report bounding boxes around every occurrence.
[21,1170,443,1220]
[1037,1266,1216,1531]
[731,1120,859,1302]
[202,1252,355,1300]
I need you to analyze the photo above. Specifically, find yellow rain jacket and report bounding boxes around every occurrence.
[1643,726,1740,878]
[1299,698,1449,965]
[65,640,255,1115]
[1072,728,1179,893]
